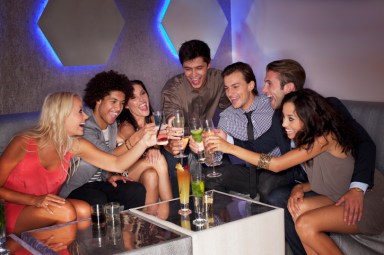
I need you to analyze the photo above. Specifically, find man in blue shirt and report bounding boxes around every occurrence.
[214,62,290,202]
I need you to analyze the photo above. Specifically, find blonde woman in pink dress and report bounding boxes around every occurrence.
[0,92,156,235]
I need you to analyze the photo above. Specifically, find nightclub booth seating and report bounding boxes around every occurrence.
[1,100,384,255]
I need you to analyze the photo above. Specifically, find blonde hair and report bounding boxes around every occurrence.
[22,92,80,169]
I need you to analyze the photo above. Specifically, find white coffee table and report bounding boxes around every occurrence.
[130,190,284,255]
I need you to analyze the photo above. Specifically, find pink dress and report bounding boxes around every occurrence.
[4,139,72,234]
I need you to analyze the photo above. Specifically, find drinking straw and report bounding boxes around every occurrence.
[156,100,165,138]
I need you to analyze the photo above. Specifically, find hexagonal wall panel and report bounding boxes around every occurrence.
[38,0,124,66]
[161,0,228,58]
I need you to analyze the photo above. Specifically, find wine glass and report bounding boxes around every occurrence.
[203,119,223,178]
[180,126,190,158]
[173,110,185,128]
[173,110,186,158]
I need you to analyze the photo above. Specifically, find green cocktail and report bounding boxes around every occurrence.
[191,127,205,162]
[191,176,206,226]
[191,128,203,142]
[191,180,205,197]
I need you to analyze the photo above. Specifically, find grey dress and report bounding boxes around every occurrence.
[306,152,384,235]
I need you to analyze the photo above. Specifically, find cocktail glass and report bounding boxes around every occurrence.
[176,164,191,215]
[178,126,190,159]
[203,119,222,177]
[190,164,206,226]
[153,111,168,145]
[180,215,191,230]
[173,110,186,158]
[172,109,185,129]
[189,118,205,162]
[204,191,214,227]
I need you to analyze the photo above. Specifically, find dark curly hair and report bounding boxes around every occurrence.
[281,89,355,156]
[117,80,154,130]
[83,70,131,109]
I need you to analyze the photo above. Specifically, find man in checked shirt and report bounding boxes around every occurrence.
[213,62,289,202]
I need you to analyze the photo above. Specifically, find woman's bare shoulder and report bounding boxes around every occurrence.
[0,135,28,161]
[118,121,136,137]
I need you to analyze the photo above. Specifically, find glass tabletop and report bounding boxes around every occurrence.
[21,213,187,255]
[132,190,276,232]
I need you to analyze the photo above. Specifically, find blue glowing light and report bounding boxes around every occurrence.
[34,0,62,67]
[158,0,178,59]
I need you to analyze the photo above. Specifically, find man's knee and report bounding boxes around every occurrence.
[258,182,275,203]
[118,181,146,196]
[68,189,108,206]
[117,182,146,208]
[267,187,290,208]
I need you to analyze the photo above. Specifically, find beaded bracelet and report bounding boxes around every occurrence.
[257,153,272,169]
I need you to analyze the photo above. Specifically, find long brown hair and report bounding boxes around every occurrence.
[282,89,355,155]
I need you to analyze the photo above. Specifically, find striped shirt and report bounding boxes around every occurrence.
[218,95,274,141]
[88,128,110,182]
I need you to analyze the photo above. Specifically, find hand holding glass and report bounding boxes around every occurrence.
[153,111,168,145]
[203,119,223,177]
[179,127,190,158]
[189,118,205,162]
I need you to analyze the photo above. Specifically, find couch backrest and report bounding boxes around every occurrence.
[0,112,40,154]
[1,100,383,174]
[342,100,384,174]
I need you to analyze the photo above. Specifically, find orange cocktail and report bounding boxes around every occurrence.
[176,164,191,215]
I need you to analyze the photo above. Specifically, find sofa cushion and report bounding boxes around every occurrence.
[342,100,384,175]
[331,233,384,255]
[0,112,40,154]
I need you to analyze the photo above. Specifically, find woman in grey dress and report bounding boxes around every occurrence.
[205,89,384,255]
